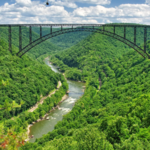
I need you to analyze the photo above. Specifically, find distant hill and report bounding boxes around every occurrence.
[32,26,92,50]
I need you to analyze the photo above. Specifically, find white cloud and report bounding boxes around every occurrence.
[62,0,111,5]
[118,4,150,17]
[71,3,150,24]
[146,0,150,5]
[1,1,150,24]
[15,0,32,6]
[73,5,116,17]
[73,4,150,18]
[0,1,70,24]
[49,0,77,8]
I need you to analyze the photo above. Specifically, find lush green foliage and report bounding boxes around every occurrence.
[3,79,68,132]
[0,123,27,150]
[1,23,150,149]
[0,37,68,149]
[32,27,92,50]
[21,24,150,149]
[49,30,133,82]
[0,26,92,61]
[0,39,62,122]
[0,26,61,59]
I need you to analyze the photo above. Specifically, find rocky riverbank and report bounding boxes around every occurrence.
[26,94,68,142]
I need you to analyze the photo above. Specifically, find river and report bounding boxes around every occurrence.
[29,58,85,142]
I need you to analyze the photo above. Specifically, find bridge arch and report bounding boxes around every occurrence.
[4,24,149,59]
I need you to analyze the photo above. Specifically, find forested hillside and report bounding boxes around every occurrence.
[20,25,150,149]
[0,26,91,60]
[1,23,150,149]
[0,25,90,149]
[49,32,132,81]
[0,26,62,59]
[49,24,150,81]
[32,27,92,50]
[0,37,69,149]
[0,38,64,121]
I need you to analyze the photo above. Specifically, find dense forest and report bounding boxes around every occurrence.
[21,24,150,149]
[0,26,61,59]
[49,25,150,81]
[0,39,62,120]
[1,23,150,149]
[0,26,91,61]
[0,38,68,149]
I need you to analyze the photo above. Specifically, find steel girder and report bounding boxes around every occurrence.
[0,24,149,58]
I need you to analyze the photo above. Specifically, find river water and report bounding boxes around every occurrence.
[29,59,85,142]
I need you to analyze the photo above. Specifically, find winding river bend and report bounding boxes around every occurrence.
[29,58,85,142]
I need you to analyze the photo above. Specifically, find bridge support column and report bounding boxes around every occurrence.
[19,26,22,52]
[144,27,147,53]
[103,25,105,31]
[50,26,52,34]
[8,25,12,53]
[14,24,150,59]
[124,26,126,39]
[114,26,115,34]
[134,27,136,44]
[29,26,32,43]
[40,26,42,38]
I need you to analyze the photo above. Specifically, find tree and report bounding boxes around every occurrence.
[0,79,9,87]
[0,124,27,150]
[0,100,11,122]
[74,127,114,150]
[11,101,21,117]
[18,100,25,114]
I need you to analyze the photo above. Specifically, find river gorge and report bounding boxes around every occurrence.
[29,58,85,143]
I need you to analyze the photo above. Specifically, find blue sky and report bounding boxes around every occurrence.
[0,0,149,24]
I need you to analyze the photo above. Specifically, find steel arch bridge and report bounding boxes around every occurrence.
[0,24,150,58]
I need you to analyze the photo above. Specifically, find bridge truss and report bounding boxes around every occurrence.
[0,24,150,58]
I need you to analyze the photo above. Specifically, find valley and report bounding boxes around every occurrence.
[1,23,150,149]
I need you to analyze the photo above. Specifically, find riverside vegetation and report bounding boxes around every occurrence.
[1,23,150,149]
[0,39,68,149]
